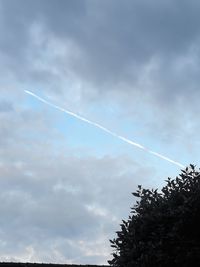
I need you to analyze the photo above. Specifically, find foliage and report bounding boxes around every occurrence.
[108,164,200,267]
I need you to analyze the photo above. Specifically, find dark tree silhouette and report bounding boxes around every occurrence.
[108,164,200,267]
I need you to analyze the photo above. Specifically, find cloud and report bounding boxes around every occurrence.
[1,0,200,128]
[0,101,13,112]
[0,0,199,263]
[0,102,153,264]
[1,0,200,92]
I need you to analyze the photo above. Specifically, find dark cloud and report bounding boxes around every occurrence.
[0,0,200,125]
[0,0,198,150]
[1,0,200,90]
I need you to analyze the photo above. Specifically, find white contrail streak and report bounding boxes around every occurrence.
[24,90,185,168]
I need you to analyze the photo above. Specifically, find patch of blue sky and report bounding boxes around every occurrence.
[54,112,166,172]
[23,90,186,173]
[24,94,43,111]
[54,111,127,155]
[27,95,136,156]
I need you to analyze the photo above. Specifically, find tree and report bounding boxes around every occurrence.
[108,165,200,267]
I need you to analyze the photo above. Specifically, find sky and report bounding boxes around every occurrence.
[0,0,200,264]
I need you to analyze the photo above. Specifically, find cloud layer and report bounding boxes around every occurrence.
[0,0,200,264]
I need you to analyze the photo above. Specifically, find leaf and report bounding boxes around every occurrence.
[132,192,140,197]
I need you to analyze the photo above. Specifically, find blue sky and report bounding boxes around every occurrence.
[0,0,200,264]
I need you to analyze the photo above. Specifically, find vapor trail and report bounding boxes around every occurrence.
[24,90,185,168]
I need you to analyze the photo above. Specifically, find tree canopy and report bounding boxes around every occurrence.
[108,165,200,267]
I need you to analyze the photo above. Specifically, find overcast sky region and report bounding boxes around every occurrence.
[0,0,200,264]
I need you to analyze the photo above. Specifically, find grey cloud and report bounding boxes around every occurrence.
[0,0,86,60]
[1,0,200,130]
[1,0,200,88]
[0,101,13,112]
[0,103,151,264]
[0,154,145,263]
